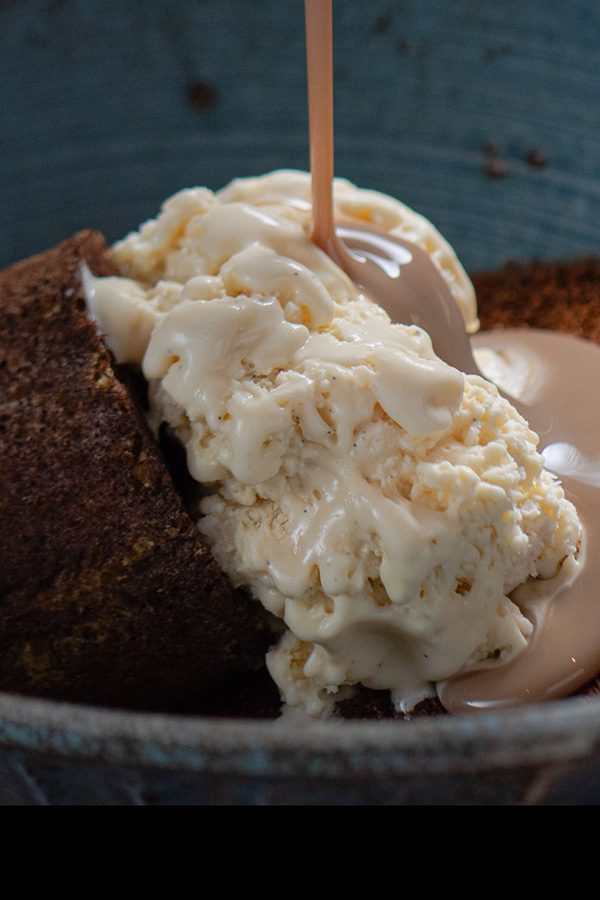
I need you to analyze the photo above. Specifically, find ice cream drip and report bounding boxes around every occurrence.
[80,2,600,721]
[305,0,600,713]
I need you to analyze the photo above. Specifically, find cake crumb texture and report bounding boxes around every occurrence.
[474,256,600,343]
[0,231,273,711]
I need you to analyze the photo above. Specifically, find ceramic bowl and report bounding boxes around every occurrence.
[1,0,599,804]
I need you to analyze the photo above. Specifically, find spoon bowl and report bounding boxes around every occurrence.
[331,222,479,375]
[330,223,556,437]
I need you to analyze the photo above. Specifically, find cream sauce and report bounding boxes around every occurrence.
[305,0,600,712]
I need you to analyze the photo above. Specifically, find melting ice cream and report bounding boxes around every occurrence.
[84,171,581,717]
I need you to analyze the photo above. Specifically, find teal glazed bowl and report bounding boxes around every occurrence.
[1,1,600,803]
[1,693,600,804]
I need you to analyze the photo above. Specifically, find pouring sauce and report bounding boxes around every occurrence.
[304,0,600,712]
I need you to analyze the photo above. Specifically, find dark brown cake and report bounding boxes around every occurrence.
[0,231,275,712]
[473,256,600,341]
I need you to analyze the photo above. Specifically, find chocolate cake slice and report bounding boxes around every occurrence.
[0,231,275,712]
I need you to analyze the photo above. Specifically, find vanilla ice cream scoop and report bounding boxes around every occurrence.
[84,171,581,718]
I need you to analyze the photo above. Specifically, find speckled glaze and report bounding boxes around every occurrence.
[2,0,599,272]
[2,0,600,803]
[2,692,600,804]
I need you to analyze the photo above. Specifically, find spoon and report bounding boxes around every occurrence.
[305,0,478,376]
[305,0,545,429]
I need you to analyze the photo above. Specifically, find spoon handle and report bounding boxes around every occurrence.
[305,0,335,250]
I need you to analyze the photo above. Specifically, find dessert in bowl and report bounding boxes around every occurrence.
[2,169,598,729]
[2,169,600,804]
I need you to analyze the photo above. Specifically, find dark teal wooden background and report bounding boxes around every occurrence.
[2,0,600,806]
[1,0,599,271]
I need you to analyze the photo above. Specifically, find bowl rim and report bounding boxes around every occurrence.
[1,689,599,779]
